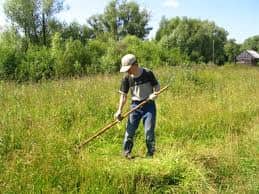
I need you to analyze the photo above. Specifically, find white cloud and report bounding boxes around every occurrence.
[163,0,180,8]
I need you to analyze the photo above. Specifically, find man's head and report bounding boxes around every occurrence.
[120,54,138,73]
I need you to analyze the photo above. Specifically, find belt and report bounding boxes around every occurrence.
[131,99,153,104]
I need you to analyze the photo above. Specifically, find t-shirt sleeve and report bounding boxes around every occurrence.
[148,71,159,87]
[119,76,129,94]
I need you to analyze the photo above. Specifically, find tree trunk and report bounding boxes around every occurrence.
[42,13,47,46]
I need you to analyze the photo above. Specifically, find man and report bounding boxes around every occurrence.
[114,54,160,159]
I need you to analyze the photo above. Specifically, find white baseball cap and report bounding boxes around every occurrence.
[120,54,137,73]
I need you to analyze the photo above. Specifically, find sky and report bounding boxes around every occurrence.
[0,0,259,43]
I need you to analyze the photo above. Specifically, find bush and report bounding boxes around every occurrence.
[51,32,64,78]
[0,48,18,79]
[51,35,90,77]
[62,39,88,76]
[160,47,189,66]
[87,39,108,73]
[16,46,54,82]
[139,40,161,68]
[0,30,24,80]
[99,39,121,73]
[120,35,161,68]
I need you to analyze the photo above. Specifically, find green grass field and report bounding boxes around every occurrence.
[0,65,259,193]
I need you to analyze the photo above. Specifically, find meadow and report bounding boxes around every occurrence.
[0,64,259,193]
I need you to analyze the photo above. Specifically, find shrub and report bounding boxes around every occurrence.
[99,39,121,73]
[0,30,24,80]
[16,46,54,82]
[120,35,161,68]
[62,39,87,76]
[51,35,90,77]
[87,39,107,73]
[51,32,64,78]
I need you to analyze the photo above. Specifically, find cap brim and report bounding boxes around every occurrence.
[120,65,131,73]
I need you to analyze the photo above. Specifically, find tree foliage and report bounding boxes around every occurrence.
[16,45,54,82]
[241,35,259,51]
[61,22,94,44]
[87,0,151,40]
[4,0,64,45]
[156,17,228,64]
[224,39,240,63]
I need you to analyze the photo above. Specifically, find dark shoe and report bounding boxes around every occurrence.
[124,153,134,160]
[146,152,154,158]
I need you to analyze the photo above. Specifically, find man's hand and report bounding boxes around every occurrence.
[148,92,158,101]
[114,110,123,121]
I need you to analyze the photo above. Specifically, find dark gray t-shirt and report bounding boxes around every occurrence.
[119,68,160,101]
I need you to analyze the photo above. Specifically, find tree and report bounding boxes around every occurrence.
[155,16,180,41]
[155,17,228,64]
[241,35,259,51]
[87,15,105,38]
[41,0,64,45]
[224,39,240,63]
[61,22,94,44]
[87,0,151,40]
[118,0,151,39]
[4,0,64,45]
[103,0,119,39]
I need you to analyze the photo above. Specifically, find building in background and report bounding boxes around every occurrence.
[236,50,259,65]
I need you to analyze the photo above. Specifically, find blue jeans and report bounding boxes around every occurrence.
[123,100,156,155]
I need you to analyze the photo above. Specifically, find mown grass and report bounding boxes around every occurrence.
[0,64,259,193]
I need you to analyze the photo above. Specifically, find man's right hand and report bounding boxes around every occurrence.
[114,110,123,121]
[148,92,158,101]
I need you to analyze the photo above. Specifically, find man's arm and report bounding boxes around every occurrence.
[148,70,160,92]
[114,93,127,120]
[118,93,127,113]
[149,70,160,100]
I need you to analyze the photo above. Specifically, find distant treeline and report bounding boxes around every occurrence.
[0,0,259,82]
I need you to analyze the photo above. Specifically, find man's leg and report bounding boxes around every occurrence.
[123,104,141,156]
[143,102,156,156]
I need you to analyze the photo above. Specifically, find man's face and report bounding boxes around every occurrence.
[127,64,137,75]
[127,65,134,74]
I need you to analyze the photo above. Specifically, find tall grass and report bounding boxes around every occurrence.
[0,65,259,193]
